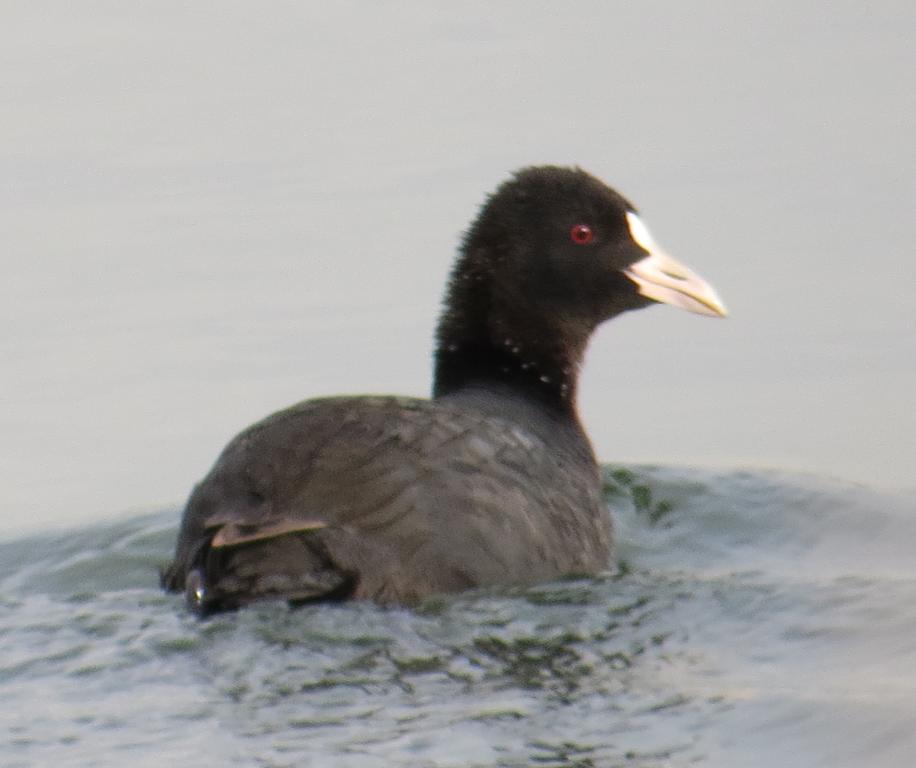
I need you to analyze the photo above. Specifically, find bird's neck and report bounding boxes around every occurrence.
[432,309,588,416]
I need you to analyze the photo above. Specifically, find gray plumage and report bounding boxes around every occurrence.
[163,391,607,609]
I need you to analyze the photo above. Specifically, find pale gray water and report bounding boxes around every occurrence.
[2,2,915,533]
[2,3,916,766]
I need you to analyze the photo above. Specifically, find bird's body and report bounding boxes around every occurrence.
[163,166,726,614]
[163,391,606,608]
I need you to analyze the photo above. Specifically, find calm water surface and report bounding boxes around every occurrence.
[2,2,915,534]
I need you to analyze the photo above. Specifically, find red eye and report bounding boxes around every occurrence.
[570,223,594,245]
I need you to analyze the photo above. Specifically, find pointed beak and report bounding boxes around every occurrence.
[622,211,728,318]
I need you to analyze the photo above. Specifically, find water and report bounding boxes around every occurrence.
[3,466,914,767]
[3,2,916,535]
[2,3,915,765]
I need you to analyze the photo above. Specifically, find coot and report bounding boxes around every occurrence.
[162,166,726,613]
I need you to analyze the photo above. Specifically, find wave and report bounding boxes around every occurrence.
[1,466,914,767]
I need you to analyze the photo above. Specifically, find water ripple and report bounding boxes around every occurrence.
[1,467,914,767]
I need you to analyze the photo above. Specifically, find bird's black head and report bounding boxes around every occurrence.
[478,167,653,326]
[433,166,726,406]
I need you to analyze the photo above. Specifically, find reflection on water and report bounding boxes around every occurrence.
[2,467,914,767]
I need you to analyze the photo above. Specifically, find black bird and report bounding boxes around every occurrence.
[162,166,726,614]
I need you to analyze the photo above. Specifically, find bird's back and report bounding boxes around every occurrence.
[163,393,609,609]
